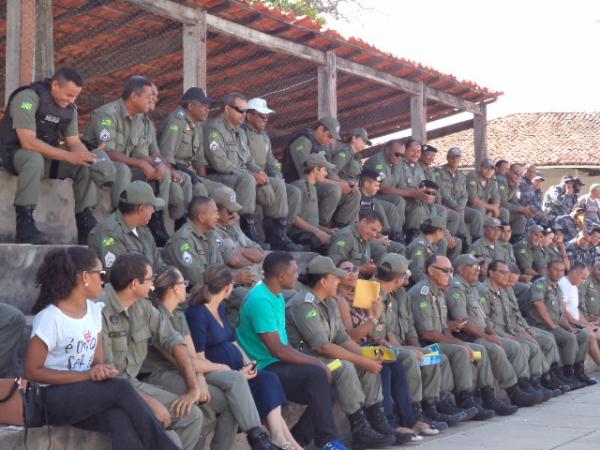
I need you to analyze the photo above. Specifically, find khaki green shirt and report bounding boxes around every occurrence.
[434,165,468,210]
[398,158,426,189]
[496,241,517,266]
[477,280,514,337]
[496,175,522,213]
[84,98,146,156]
[214,224,243,264]
[514,239,546,274]
[409,277,448,336]
[10,89,78,136]
[291,177,319,227]
[468,237,500,266]
[446,276,488,330]
[130,114,159,159]
[205,115,261,175]
[528,276,564,327]
[328,224,371,266]
[466,171,500,206]
[579,275,600,317]
[286,289,350,355]
[99,284,185,379]
[393,288,418,344]
[163,221,224,287]
[506,286,532,334]
[243,123,281,178]
[364,151,402,188]
[332,146,362,182]
[406,234,436,283]
[88,210,163,272]
[158,106,207,168]
[142,305,190,374]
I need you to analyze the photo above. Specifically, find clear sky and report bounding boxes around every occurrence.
[328,0,600,122]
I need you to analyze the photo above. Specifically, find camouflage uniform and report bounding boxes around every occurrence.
[542,185,577,219]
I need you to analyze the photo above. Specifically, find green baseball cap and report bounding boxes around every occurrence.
[120,181,165,208]
[304,153,335,170]
[318,116,341,140]
[483,217,502,228]
[425,216,446,230]
[454,254,483,268]
[380,253,411,275]
[307,255,349,277]
[350,128,372,146]
[213,188,242,212]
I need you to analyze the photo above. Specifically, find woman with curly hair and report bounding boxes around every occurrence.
[25,247,179,450]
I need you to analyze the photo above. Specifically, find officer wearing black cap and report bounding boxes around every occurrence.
[556,204,591,242]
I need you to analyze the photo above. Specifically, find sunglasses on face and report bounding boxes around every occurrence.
[432,266,454,274]
[393,152,403,158]
[175,280,190,288]
[256,113,269,121]
[493,269,510,275]
[228,104,247,115]
[86,269,107,281]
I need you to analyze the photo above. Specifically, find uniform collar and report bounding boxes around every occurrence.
[117,98,137,120]
[188,221,209,241]
[115,211,136,236]
[351,224,366,244]
[219,113,240,133]
[102,284,128,316]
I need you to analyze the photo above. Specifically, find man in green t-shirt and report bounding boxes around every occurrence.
[237,252,347,450]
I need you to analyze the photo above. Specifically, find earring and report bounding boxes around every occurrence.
[84,282,89,287]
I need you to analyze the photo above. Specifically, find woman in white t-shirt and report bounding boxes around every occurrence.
[24,247,180,450]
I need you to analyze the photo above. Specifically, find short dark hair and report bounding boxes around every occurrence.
[52,68,83,87]
[122,75,152,100]
[418,179,438,190]
[419,218,443,235]
[377,262,404,281]
[188,196,214,221]
[547,259,565,271]
[263,251,295,280]
[358,209,384,226]
[110,252,151,291]
[404,138,420,148]
[298,272,328,288]
[488,259,508,276]
[495,159,509,169]
[117,201,140,215]
[425,254,439,271]
[223,92,247,107]
[569,261,587,273]
[383,139,404,152]
[508,263,521,275]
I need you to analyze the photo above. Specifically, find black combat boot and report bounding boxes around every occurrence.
[15,205,50,244]
[246,426,278,450]
[240,214,261,243]
[437,392,478,421]
[364,402,412,445]
[263,217,303,251]
[421,399,467,426]
[456,390,495,420]
[544,365,570,393]
[148,210,169,247]
[481,387,518,416]
[563,365,586,390]
[412,401,448,431]
[506,381,539,407]
[573,362,597,386]
[347,408,395,450]
[530,375,559,401]
[75,207,97,245]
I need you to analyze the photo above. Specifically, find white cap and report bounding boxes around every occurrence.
[247,98,274,115]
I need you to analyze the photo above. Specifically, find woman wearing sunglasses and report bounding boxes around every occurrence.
[25,247,179,450]
[144,265,284,450]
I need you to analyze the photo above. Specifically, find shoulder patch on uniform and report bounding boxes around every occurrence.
[420,285,430,296]
[499,185,506,191]
[209,141,219,152]
[339,151,347,159]
[176,110,185,118]
[452,292,461,300]
[295,144,305,152]
[102,236,115,247]
[304,292,315,303]
[469,249,477,255]
[468,180,476,186]
[415,249,424,256]
[104,251,116,268]
[375,164,384,170]
[305,308,317,319]
[216,238,223,247]
[180,242,191,253]
[479,297,487,303]
[181,251,193,265]
[210,130,219,139]
[169,124,179,132]
[100,118,112,127]
[336,241,347,247]
[99,128,110,142]
[534,282,546,291]
[20,101,33,111]
[419,300,428,309]
[519,248,528,254]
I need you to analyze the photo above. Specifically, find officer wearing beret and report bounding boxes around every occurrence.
[446,254,537,408]
[286,256,397,449]
[525,260,591,389]
[88,181,164,274]
[0,68,114,244]
[283,117,360,229]
[84,76,171,245]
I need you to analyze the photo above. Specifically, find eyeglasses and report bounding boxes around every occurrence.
[340,266,359,273]
[86,269,107,281]
[143,276,154,283]
[228,104,247,115]
[255,113,269,121]
[432,266,454,274]
[511,170,523,177]
[492,269,510,275]
[175,280,190,288]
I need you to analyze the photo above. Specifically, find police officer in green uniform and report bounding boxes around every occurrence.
[526,260,592,388]
[205,93,297,250]
[514,225,547,280]
[0,68,114,244]
[84,75,171,245]
[435,147,483,242]
[480,260,563,398]
[579,262,600,321]
[100,253,203,450]
[332,128,370,184]
[446,254,537,407]
[497,223,518,265]
[406,217,446,284]
[467,217,503,265]
[466,158,509,226]
[286,256,399,448]
[88,181,163,273]
[0,303,26,377]
[244,98,302,240]
[408,255,505,419]
[373,254,472,426]
[283,117,360,228]
[496,163,535,240]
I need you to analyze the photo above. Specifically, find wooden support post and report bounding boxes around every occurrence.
[182,8,207,92]
[35,0,55,80]
[317,50,337,119]
[474,104,488,165]
[6,0,36,103]
[410,82,426,143]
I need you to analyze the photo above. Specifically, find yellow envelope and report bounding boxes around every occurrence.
[353,279,380,309]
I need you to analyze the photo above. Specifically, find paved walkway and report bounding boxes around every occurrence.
[391,371,600,450]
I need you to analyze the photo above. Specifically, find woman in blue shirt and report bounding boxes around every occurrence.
[186,266,302,450]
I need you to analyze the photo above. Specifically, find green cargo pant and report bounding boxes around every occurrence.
[516,334,544,377]
[546,326,589,365]
[112,161,170,210]
[439,342,494,393]
[0,304,25,378]
[474,338,521,388]
[374,193,406,232]
[530,327,561,372]
[132,379,203,450]
[373,197,404,236]
[316,182,360,227]
[397,347,441,402]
